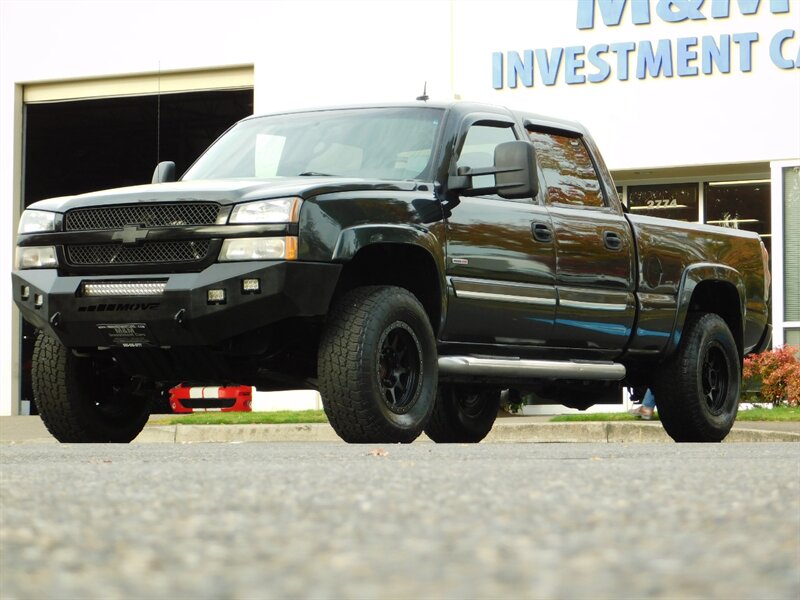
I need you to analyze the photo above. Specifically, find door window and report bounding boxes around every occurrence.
[528,131,604,208]
[457,124,516,191]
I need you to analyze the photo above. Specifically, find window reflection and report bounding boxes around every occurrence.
[528,131,604,208]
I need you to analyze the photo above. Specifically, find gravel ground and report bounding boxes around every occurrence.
[1,443,798,600]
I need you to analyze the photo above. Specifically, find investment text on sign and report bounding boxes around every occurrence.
[492,0,800,90]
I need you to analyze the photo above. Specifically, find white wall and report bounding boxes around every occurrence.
[1,0,799,415]
[452,0,800,170]
[0,0,453,416]
[252,1,454,112]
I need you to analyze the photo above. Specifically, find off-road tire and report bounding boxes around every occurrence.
[425,385,500,443]
[654,313,741,442]
[318,286,437,443]
[31,331,150,443]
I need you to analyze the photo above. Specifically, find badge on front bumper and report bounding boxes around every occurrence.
[97,323,155,347]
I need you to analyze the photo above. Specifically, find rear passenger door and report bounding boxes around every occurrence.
[527,127,635,352]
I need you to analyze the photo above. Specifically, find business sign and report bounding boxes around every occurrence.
[492,0,800,89]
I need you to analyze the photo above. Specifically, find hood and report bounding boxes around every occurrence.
[27,177,422,213]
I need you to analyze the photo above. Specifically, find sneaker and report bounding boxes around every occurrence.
[628,405,654,420]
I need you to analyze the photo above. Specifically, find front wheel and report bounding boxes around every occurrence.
[655,313,741,442]
[31,332,151,443]
[425,385,500,443]
[318,286,437,443]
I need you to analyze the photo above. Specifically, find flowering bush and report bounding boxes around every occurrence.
[742,346,800,407]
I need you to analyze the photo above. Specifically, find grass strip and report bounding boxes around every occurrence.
[551,406,800,422]
[149,406,799,426]
[550,413,647,422]
[149,410,328,426]
[735,406,800,421]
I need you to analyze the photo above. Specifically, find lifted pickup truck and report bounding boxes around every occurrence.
[13,102,771,443]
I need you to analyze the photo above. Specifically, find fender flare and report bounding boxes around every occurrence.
[664,263,746,358]
[331,224,448,331]
[332,223,442,263]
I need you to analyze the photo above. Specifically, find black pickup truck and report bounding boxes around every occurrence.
[13,102,771,444]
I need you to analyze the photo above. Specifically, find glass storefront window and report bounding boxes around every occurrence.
[783,166,800,323]
[704,181,772,256]
[628,183,698,221]
[785,329,800,349]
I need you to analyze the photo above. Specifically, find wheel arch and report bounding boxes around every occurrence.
[331,226,446,335]
[666,264,745,360]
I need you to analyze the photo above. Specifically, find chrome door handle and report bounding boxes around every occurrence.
[532,222,553,243]
[603,231,623,251]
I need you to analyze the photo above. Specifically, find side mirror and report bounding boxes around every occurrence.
[152,161,176,184]
[447,141,538,199]
[494,141,538,200]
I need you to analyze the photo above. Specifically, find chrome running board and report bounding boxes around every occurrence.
[438,356,626,380]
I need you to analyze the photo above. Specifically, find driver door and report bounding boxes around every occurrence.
[443,118,557,347]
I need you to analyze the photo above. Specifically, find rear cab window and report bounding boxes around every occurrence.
[527,130,605,208]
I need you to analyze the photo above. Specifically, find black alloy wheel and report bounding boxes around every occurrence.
[378,322,422,414]
[702,343,731,415]
[655,313,741,442]
[319,286,437,443]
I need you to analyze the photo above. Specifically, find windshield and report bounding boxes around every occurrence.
[183,107,444,182]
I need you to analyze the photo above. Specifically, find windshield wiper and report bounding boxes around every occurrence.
[297,171,336,177]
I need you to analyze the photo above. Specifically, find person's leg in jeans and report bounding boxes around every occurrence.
[629,388,656,419]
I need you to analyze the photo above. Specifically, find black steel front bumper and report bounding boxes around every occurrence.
[12,261,341,348]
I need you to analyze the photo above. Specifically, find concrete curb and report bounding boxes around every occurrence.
[723,427,800,443]
[3,416,798,444]
[132,421,800,444]
[136,423,343,444]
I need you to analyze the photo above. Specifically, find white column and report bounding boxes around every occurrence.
[770,159,800,349]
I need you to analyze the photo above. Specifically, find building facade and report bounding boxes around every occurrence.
[1,0,798,415]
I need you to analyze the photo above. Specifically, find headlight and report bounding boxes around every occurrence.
[218,237,298,261]
[228,197,301,224]
[18,210,57,234]
[15,246,58,269]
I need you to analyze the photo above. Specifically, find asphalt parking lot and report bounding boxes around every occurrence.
[2,442,799,600]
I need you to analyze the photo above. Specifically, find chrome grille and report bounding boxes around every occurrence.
[66,241,211,265]
[65,203,221,231]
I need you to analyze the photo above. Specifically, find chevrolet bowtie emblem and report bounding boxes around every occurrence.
[112,224,149,245]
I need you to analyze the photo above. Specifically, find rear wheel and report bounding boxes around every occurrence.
[318,286,437,443]
[655,313,741,442]
[32,331,151,443]
[425,385,500,443]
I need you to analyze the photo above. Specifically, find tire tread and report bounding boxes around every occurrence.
[655,313,740,443]
[318,286,435,443]
[32,331,148,443]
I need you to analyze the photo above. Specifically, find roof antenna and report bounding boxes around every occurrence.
[156,60,162,166]
[416,82,429,102]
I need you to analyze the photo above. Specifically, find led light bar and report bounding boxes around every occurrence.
[82,280,167,297]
